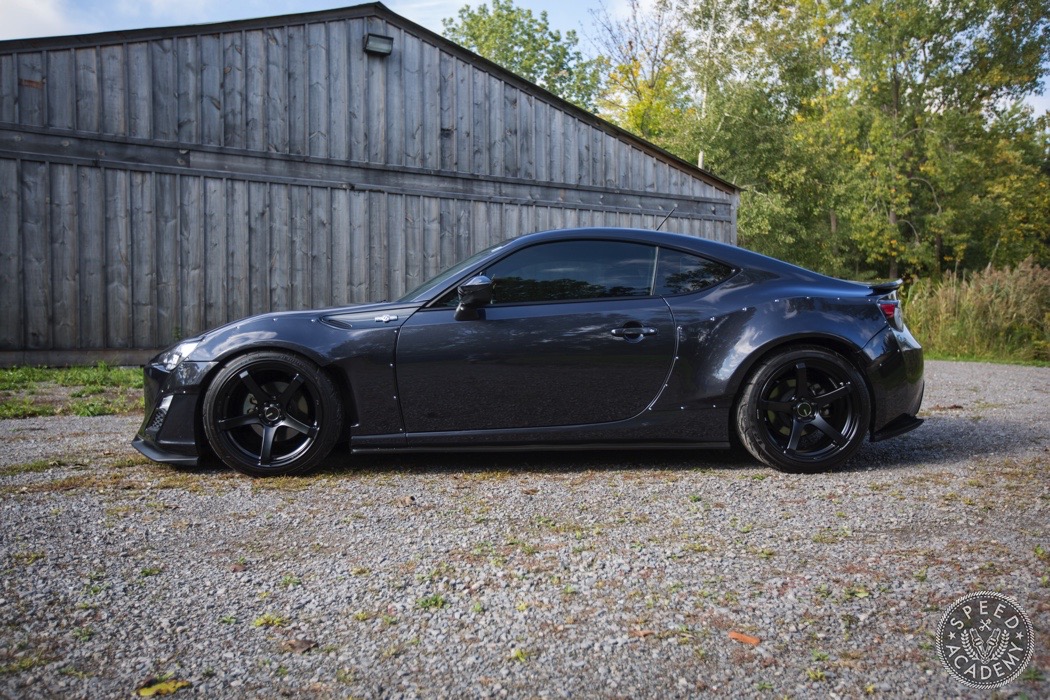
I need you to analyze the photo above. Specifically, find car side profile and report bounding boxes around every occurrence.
[133,227,924,477]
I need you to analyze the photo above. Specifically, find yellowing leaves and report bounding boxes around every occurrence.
[136,678,191,697]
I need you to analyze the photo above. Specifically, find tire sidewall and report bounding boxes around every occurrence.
[202,351,343,477]
[735,346,871,473]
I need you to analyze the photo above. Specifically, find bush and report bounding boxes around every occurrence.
[903,258,1050,363]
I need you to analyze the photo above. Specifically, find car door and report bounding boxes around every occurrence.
[394,239,677,433]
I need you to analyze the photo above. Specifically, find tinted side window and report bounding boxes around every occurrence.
[655,249,733,295]
[486,241,656,304]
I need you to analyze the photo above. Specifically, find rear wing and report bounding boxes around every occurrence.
[868,279,903,295]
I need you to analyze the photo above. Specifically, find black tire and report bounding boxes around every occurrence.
[735,346,870,473]
[202,351,344,477]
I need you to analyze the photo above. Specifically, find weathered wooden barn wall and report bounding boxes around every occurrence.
[0,2,738,363]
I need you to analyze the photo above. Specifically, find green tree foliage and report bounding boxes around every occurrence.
[442,0,601,110]
[592,0,1050,279]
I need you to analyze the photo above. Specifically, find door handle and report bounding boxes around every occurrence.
[610,326,658,338]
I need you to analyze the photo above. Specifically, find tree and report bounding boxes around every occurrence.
[443,0,602,110]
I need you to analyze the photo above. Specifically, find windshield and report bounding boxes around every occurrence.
[397,242,506,302]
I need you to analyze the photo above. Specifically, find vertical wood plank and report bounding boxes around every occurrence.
[438,197,455,271]
[248,180,270,314]
[422,196,441,280]
[130,171,156,347]
[223,31,246,149]
[520,93,535,180]
[200,34,223,146]
[104,169,131,347]
[245,30,266,151]
[0,160,22,349]
[471,69,487,176]
[77,166,105,348]
[487,76,503,177]
[328,21,349,161]
[289,185,310,309]
[420,42,440,170]
[310,187,331,308]
[438,51,455,171]
[151,39,177,141]
[349,192,369,302]
[287,24,307,156]
[21,162,50,349]
[532,99,547,183]
[203,177,226,329]
[100,45,127,136]
[385,27,404,166]
[401,29,422,168]
[502,80,518,177]
[269,182,291,310]
[226,179,250,321]
[0,55,16,122]
[50,164,78,349]
[128,43,152,139]
[365,32,387,163]
[308,22,329,158]
[154,173,179,344]
[17,52,45,127]
[385,193,405,299]
[176,36,200,143]
[330,188,351,305]
[266,27,289,153]
[179,176,203,337]
[455,58,471,173]
[75,47,100,132]
[548,109,563,184]
[368,191,388,300]
[348,20,366,162]
[46,50,74,129]
[403,195,422,294]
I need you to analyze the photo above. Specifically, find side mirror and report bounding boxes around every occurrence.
[454,275,493,321]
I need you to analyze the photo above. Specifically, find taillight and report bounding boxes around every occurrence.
[878,300,903,330]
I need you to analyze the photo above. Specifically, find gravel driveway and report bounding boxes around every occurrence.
[1,360,1047,698]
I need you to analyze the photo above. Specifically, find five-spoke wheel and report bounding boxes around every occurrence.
[203,351,343,476]
[735,346,870,472]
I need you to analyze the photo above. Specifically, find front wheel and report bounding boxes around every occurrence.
[735,346,870,473]
[202,351,344,477]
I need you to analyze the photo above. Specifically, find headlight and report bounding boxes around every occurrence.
[155,339,202,371]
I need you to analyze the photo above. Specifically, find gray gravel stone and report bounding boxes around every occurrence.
[0,361,1047,698]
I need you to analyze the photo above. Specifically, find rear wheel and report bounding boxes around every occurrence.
[202,351,343,477]
[735,346,870,473]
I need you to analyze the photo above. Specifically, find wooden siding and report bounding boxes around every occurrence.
[0,5,737,359]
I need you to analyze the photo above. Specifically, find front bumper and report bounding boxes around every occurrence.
[132,360,217,466]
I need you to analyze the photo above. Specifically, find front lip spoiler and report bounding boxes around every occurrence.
[132,436,200,468]
[870,415,924,443]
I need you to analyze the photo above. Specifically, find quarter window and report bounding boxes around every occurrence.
[485,241,657,304]
[655,249,733,295]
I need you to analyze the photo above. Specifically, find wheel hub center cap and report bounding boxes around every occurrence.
[795,401,815,419]
[262,404,283,423]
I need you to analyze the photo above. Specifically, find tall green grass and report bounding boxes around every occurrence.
[903,258,1050,363]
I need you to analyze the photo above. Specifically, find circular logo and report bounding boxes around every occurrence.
[937,591,1034,689]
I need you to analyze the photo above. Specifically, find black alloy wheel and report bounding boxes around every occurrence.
[735,346,870,473]
[202,351,343,476]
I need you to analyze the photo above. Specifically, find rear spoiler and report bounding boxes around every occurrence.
[867,279,903,295]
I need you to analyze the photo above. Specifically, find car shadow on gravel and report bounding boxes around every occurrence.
[310,442,758,478]
[304,412,1039,479]
[176,412,1036,479]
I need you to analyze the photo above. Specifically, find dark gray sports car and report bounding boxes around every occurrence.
[133,227,923,477]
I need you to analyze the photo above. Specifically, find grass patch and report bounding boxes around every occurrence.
[904,258,1049,363]
[0,363,143,418]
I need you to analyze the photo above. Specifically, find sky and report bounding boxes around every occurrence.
[1,0,1047,113]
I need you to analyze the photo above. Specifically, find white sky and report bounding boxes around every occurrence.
[1,0,1046,113]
